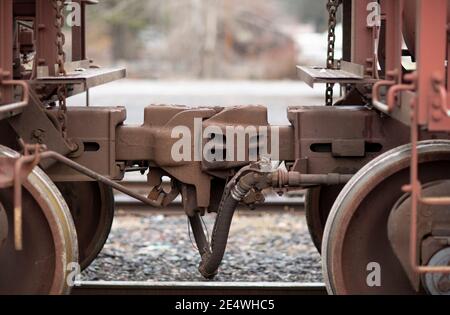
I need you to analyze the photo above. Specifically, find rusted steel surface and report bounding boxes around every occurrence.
[403,1,450,62]
[323,141,450,294]
[1,0,450,295]
[406,95,450,277]
[45,106,127,181]
[0,0,13,105]
[416,0,449,129]
[71,0,85,61]
[351,0,375,76]
[115,105,292,214]
[0,145,78,295]
[0,145,42,250]
[305,185,345,253]
[56,181,114,270]
[390,180,450,291]
[8,90,73,163]
[0,80,30,119]
[35,0,59,77]
[383,0,403,82]
[44,150,163,208]
[297,62,368,88]
[404,0,450,278]
[287,106,410,174]
[366,0,450,281]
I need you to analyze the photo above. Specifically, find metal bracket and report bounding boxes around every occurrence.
[297,61,368,88]
[0,77,30,120]
[148,180,180,208]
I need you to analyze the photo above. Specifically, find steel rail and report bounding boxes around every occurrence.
[114,193,305,213]
[71,282,327,296]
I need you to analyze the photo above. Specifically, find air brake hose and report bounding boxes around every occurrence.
[190,168,353,279]
[194,171,273,279]
[198,196,240,279]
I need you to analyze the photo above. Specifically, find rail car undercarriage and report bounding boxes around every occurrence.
[1,0,450,295]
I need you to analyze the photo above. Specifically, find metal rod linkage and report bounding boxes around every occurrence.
[39,151,163,208]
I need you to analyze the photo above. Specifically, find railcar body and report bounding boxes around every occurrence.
[0,0,449,295]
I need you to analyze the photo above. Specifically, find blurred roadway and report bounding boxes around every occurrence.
[68,79,336,126]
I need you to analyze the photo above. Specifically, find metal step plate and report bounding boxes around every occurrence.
[35,66,126,90]
[298,61,367,87]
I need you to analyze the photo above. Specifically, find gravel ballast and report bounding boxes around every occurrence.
[82,211,323,283]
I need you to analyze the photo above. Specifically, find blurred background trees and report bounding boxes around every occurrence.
[283,0,329,31]
[85,0,332,79]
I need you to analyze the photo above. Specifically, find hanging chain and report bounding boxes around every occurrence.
[53,0,67,77]
[52,0,71,141]
[325,0,342,106]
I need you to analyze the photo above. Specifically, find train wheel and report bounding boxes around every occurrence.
[56,182,114,270]
[323,140,450,295]
[0,146,78,295]
[305,185,344,253]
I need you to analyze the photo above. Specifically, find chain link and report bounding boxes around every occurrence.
[52,0,70,141]
[53,0,67,76]
[325,0,342,106]
[56,85,69,139]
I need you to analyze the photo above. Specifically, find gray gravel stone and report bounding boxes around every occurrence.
[82,211,323,283]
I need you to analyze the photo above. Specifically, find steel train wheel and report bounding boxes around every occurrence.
[323,140,450,295]
[56,182,114,270]
[305,185,344,253]
[0,146,78,295]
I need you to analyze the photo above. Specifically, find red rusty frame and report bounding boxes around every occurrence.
[370,0,450,276]
[0,0,449,284]
[416,0,449,130]
[72,0,92,62]
[404,96,450,275]
[72,0,85,61]
[351,0,375,75]
[403,0,450,275]
[13,144,41,250]
[0,0,13,104]
[0,80,30,118]
[0,0,30,119]
[372,0,408,113]
[383,0,403,81]
[35,0,59,77]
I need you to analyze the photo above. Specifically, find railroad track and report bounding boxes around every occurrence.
[72,282,327,296]
[115,199,305,213]
[115,181,305,213]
